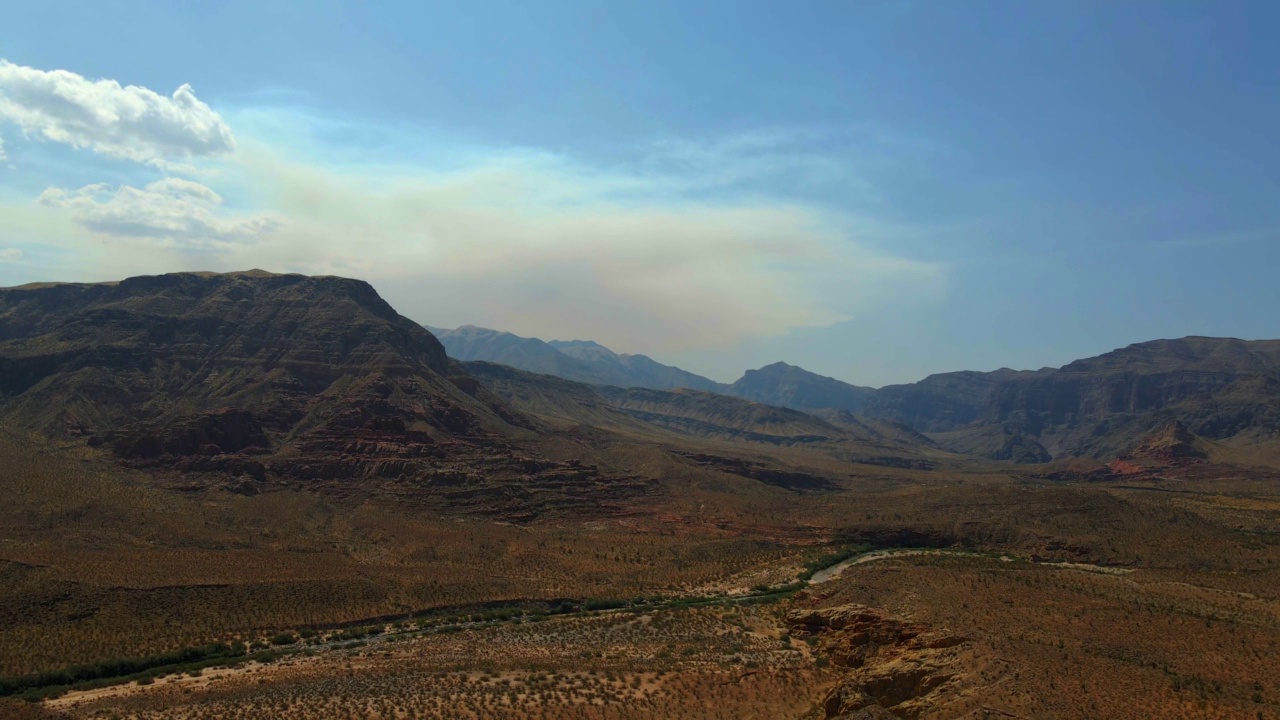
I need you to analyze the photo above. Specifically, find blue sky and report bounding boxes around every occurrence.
[1,1,1277,386]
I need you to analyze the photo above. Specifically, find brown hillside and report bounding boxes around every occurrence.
[0,271,643,515]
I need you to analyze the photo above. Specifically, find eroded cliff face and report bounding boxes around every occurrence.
[789,603,1002,719]
[861,370,1032,433]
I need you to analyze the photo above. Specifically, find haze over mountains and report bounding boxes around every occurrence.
[432,324,1280,464]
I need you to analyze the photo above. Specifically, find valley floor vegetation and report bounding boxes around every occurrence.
[5,420,1280,718]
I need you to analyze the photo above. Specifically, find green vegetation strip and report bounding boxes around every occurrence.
[4,543,874,703]
[0,643,290,702]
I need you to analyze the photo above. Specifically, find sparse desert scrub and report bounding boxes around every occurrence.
[799,551,1280,719]
[7,423,1280,717]
[49,604,829,719]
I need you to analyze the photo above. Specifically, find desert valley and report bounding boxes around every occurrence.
[0,270,1277,719]
[5,3,1280,717]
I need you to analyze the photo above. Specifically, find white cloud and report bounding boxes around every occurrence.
[0,134,6,160]
[38,178,279,249]
[0,60,233,167]
[0,248,20,262]
[1,87,945,355]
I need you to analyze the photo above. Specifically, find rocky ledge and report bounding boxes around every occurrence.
[788,603,975,719]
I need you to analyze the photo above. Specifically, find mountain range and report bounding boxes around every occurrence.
[3,273,1277,477]
[0,271,953,518]
[0,271,669,517]
[427,325,727,392]
[863,337,1280,461]
[429,324,1280,464]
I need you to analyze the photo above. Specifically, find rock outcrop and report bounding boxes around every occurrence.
[1123,419,1210,464]
[788,604,974,719]
[1091,419,1215,479]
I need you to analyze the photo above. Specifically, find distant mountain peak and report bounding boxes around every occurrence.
[548,339,610,351]
[431,325,725,393]
[729,362,873,413]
